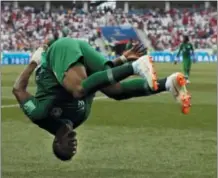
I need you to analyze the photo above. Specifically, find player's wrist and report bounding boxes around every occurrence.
[120,55,127,63]
[29,61,38,68]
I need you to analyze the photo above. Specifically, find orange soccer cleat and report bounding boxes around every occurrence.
[167,72,192,114]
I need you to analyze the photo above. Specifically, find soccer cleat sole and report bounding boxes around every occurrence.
[176,73,191,114]
[148,56,158,91]
[143,56,158,91]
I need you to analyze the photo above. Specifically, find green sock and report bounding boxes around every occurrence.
[112,78,167,100]
[184,69,189,80]
[82,63,133,95]
[187,68,190,79]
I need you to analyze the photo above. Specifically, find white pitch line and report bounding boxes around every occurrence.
[1,96,108,109]
[1,92,169,109]
[1,104,19,108]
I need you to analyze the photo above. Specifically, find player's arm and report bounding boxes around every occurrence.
[12,47,43,104]
[111,43,146,67]
[190,44,194,56]
[12,61,37,104]
[190,44,195,63]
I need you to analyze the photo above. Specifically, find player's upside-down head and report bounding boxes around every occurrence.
[52,123,77,161]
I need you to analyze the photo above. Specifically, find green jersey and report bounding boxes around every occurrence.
[178,43,194,58]
[21,37,111,133]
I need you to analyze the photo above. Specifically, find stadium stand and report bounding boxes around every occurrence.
[1,1,217,53]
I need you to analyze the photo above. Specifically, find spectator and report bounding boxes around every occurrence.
[1,3,217,52]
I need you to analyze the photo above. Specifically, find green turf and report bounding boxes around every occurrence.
[2,63,217,178]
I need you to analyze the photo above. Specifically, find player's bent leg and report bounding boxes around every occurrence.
[103,72,191,114]
[101,77,166,100]
[165,72,191,114]
[63,58,158,99]
[62,62,134,98]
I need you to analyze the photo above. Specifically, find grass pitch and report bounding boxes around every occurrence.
[2,63,216,178]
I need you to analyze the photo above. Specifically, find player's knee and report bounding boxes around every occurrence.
[63,82,85,99]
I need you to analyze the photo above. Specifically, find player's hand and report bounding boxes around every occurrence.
[30,47,44,65]
[43,44,48,51]
[123,43,146,61]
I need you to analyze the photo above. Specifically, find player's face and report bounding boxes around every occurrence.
[52,124,77,161]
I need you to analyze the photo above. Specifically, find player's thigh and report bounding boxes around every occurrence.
[62,62,88,97]
[49,38,85,84]
[79,41,113,74]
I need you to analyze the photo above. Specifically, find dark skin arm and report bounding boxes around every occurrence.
[12,62,37,104]
[111,43,146,67]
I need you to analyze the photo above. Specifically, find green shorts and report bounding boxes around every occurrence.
[47,37,113,84]
[21,96,54,121]
[21,95,93,135]
[183,57,192,70]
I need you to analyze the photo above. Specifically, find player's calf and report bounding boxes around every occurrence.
[63,56,159,99]
[53,122,77,161]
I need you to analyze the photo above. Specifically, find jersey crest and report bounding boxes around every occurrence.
[50,107,63,118]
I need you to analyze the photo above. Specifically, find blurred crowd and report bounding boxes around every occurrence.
[1,3,217,52]
[1,5,98,51]
[142,8,217,50]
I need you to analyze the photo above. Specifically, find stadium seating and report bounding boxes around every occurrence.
[143,8,217,50]
[1,3,217,52]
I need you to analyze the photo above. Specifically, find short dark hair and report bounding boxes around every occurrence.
[184,36,189,43]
